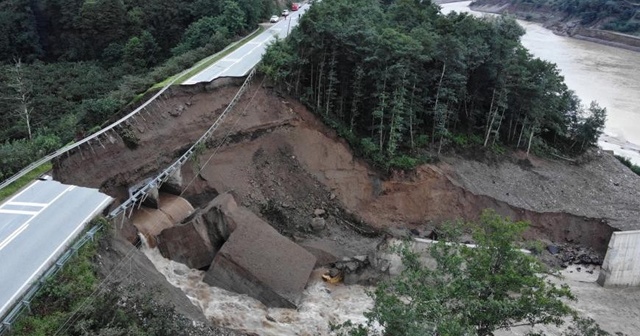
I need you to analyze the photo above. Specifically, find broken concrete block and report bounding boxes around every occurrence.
[142,187,160,209]
[157,218,215,270]
[300,243,338,267]
[161,168,184,195]
[204,213,316,308]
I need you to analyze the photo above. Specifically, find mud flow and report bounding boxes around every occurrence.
[54,77,640,334]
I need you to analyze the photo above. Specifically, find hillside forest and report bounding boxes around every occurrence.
[261,0,607,170]
[0,0,280,180]
[473,0,640,35]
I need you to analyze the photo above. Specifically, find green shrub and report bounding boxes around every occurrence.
[389,155,419,170]
[491,143,506,155]
[415,134,429,148]
[450,133,469,147]
[615,155,640,176]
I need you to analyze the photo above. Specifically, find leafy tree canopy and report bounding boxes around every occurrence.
[262,0,606,170]
[337,210,617,336]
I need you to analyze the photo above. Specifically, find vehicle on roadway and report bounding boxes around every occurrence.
[291,3,300,11]
[270,15,279,23]
[282,9,289,17]
[38,174,53,181]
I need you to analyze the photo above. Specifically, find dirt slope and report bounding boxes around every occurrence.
[54,77,640,255]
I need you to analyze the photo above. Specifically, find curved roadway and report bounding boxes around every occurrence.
[183,4,309,84]
[0,180,112,317]
[0,4,310,320]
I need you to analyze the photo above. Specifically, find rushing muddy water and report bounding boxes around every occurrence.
[140,4,640,334]
[142,245,375,335]
[442,1,640,165]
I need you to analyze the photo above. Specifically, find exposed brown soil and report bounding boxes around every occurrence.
[54,77,640,256]
[52,76,640,334]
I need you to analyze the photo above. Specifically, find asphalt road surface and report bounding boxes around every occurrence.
[0,180,112,317]
[183,4,310,85]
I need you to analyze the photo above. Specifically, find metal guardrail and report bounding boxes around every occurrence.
[0,75,185,191]
[0,70,256,333]
[0,224,102,334]
[0,45,257,334]
[0,27,264,191]
[108,68,257,220]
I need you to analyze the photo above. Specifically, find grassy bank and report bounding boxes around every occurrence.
[0,163,52,202]
[8,218,203,336]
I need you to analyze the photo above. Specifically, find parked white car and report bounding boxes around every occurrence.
[270,15,279,23]
[38,174,53,181]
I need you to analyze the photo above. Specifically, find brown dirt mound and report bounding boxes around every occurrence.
[54,77,634,255]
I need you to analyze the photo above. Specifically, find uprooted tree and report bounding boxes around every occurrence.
[337,210,616,336]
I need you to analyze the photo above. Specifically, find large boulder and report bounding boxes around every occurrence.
[203,195,316,308]
[156,217,215,270]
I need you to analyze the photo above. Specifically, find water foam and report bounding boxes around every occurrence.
[142,245,374,335]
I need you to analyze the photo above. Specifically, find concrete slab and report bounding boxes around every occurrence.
[203,199,316,308]
[598,230,640,287]
[157,219,215,270]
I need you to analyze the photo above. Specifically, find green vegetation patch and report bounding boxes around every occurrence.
[261,0,606,172]
[615,155,640,176]
[155,26,266,88]
[480,0,640,35]
[334,210,623,336]
[9,218,205,336]
[0,162,52,202]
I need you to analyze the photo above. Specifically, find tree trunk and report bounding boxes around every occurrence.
[517,118,527,148]
[23,104,32,140]
[492,107,505,146]
[526,125,535,157]
[483,88,497,147]
[316,52,326,111]
[409,82,416,149]
[431,63,446,145]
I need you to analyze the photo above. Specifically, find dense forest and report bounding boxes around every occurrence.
[473,0,640,35]
[261,0,606,170]
[0,0,279,180]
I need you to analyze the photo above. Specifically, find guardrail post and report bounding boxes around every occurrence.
[22,301,31,315]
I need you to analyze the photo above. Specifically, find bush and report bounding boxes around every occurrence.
[450,133,469,147]
[415,134,429,147]
[615,155,640,176]
[338,210,580,336]
[389,155,419,170]
[0,134,62,180]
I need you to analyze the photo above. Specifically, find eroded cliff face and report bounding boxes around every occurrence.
[54,78,640,255]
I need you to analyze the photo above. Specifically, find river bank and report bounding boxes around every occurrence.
[441,1,640,167]
[467,0,640,52]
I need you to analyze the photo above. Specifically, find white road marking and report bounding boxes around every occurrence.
[0,209,38,215]
[0,181,40,206]
[0,185,75,251]
[185,9,305,84]
[6,201,47,207]
[0,195,112,315]
[217,35,278,77]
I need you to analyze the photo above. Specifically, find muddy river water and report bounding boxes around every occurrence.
[443,1,640,165]
[145,3,640,335]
